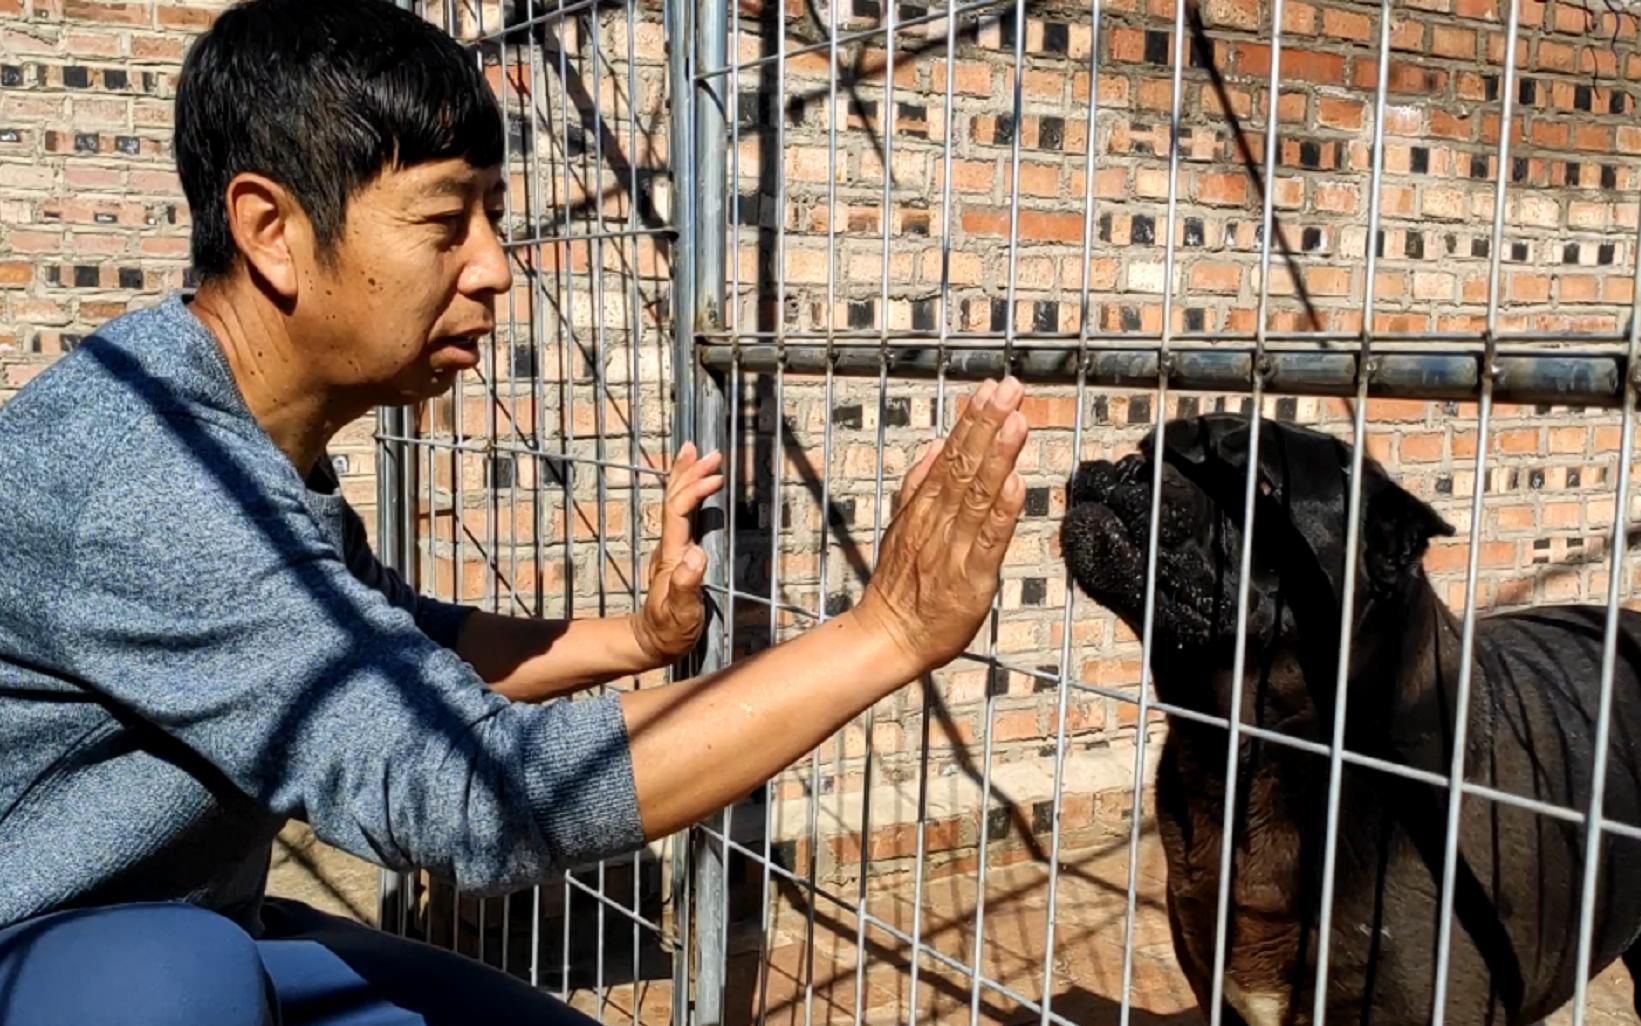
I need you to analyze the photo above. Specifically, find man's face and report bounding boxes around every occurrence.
[292,157,510,406]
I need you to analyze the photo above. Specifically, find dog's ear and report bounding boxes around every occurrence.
[1360,463,1454,593]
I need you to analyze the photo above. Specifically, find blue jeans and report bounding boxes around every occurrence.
[0,897,598,1025]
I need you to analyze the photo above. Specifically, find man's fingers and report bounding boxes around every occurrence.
[658,448,722,562]
[950,409,1028,559]
[898,438,945,508]
[964,471,1026,577]
[929,377,1022,500]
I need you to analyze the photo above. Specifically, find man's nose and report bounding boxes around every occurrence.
[461,214,514,296]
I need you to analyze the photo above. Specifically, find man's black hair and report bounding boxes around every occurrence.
[173,0,504,279]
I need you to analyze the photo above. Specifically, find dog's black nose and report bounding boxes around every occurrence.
[1068,456,1145,504]
[1068,461,1111,504]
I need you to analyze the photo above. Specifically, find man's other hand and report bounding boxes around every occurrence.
[631,442,725,666]
[852,376,1029,679]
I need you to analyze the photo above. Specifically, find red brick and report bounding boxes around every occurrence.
[1284,0,1318,33]
[1390,17,1425,51]
[1196,171,1249,206]
[1323,6,1373,40]
[1318,96,1365,130]
[1017,209,1084,243]
[1400,433,1444,462]
[1534,38,1577,71]
[1200,0,1259,29]
[62,0,149,25]
[1431,24,1477,57]
[1189,261,1241,293]
[1285,48,1347,85]
[1549,426,1589,454]
[0,262,33,287]
[1109,26,1146,62]
[1494,428,1540,454]
[958,206,1004,236]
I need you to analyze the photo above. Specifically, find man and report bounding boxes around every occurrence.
[0,0,1030,1022]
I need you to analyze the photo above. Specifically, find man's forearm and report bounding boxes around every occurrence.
[619,610,914,841]
[455,610,656,701]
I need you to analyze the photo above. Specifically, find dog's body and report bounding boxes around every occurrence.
[1062,414,1641,1026]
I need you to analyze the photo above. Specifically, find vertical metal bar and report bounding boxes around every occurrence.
[376,0,420,942]
[666,0,699,1012]
[1307,0,1393,1019]
[1570,196,1641,1026]
[1427,1,1519,1021]
[963,3,1020,1014]
[622,0,647,1014]
[852,7,899,1021]
[1115,0,1187,1021]
[1206,2,1283,1022]
[521,0,550,986]
[1038,0,1103,1017]
[481,0,513,972]
[691,0,730,1010]
[1000,0,1026,370]
[904,4,963,1021]
[555,0,579,997]
[752,0,791,1022]
[802,1,842,1014]
[588,5,613,1013]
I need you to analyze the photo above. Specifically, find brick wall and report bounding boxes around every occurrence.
[5,0,1641,913]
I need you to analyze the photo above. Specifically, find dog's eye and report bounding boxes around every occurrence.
[1258,478,1275,498]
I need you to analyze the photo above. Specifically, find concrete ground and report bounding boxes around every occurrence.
[564,829,1639,1026]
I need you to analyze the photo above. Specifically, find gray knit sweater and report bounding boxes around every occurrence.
[0,294,644,934]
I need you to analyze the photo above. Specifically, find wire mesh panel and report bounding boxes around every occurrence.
[684,0,1641,1025]
[390,0,1641,1023]
[375,1,690,1022]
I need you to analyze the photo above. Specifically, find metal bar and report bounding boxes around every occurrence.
[695,345,1637,407]
[1308,0,1393,1015]
[665,0,698,1009]
[690,329,1636,351]
[503,225,678,248]
[1428,0,1520,1017]
[1114,1,1187,1021]
[1570,197,1641,1026]
[1206,0,1284,1018]
[690,0,731,1010]
[692,0,1014,80]
[375,0,420,943]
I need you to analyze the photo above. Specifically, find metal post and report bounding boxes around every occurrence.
[373,0,421,944]
[686,0,729,1014]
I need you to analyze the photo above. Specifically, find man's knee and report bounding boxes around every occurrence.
[0,902,273,1026]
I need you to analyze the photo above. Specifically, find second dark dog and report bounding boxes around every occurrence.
[1061,413,1641,1026]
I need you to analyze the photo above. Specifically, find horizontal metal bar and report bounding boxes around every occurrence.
[696,331,1633,356]
[694,0,1010,82]
[560,871,667,936]
[699,343,1635,407]
[505,225,678,250]
[469,0,603,43]
[701,581,820,621]
[378,434,670,479]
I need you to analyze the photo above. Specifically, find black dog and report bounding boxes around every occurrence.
[1061,413,1641,1026]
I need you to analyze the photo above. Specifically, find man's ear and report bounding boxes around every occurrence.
[1361,465,1455,594]
[222,171,308,303]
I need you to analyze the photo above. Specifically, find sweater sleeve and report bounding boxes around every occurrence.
[332,493,477,651]
[55,414,646,893]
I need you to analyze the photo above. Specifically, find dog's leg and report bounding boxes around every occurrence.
[1624,941,1641,1018]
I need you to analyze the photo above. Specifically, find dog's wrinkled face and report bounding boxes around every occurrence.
[1062,414,1453,693]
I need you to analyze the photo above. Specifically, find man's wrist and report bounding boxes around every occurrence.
[831,605,923,687]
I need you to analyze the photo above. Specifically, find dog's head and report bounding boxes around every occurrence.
[1061,413,1453,713]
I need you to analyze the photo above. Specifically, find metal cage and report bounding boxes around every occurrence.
[377,0,1641,1023]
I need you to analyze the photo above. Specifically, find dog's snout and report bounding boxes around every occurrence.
[1068,454,1148,505]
